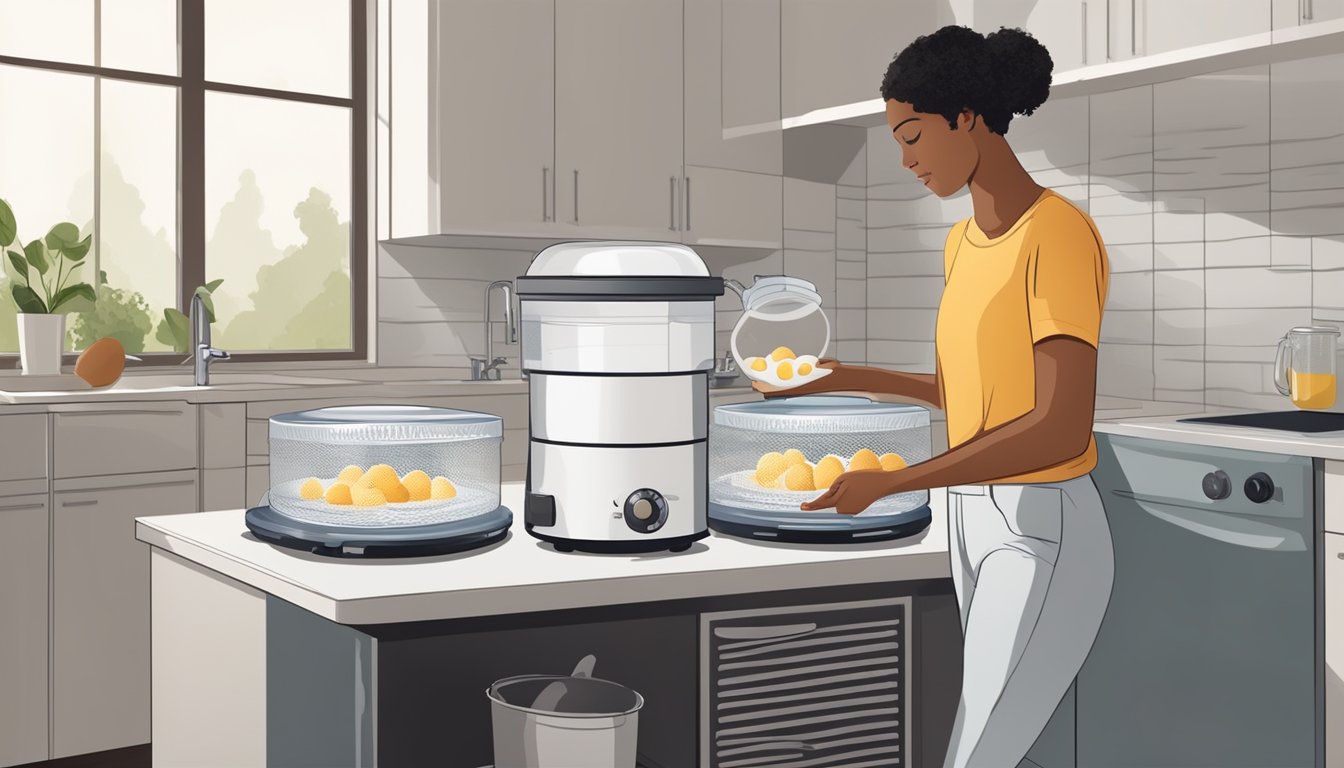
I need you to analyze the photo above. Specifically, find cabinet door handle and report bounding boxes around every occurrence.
[1131,0,1139,55]
[1082,2,1088,63]
[669,176,678,231]
[542,167,550,221]
[0,502,44,512]
[684,175,691,231]
[61,499,98,508]
[573,169,579,223]
[1106,0,1112,60]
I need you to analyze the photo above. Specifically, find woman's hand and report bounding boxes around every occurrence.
[801,469,898,515]
[752,359,849,398]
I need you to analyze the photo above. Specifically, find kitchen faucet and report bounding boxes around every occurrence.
[190,293,230,386]
[471,280,516,381]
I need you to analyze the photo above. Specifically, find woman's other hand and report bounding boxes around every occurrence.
[752,359,848,398]
[801,469,898,515]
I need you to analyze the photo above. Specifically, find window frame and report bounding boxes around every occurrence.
[0,0,369,367]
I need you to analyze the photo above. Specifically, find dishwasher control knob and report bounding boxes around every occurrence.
[623,488,668,534]
[1202,470,1231,500]
[1244,472,1275,504]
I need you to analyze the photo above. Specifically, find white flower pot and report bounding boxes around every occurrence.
[17,313,65,376]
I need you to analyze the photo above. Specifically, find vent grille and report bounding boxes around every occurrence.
[702,599,910,767]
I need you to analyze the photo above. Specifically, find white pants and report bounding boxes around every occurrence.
[942,474,1114,768]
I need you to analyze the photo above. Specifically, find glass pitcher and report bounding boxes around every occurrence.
[725,276,830,367]
[1273,326,1341,410]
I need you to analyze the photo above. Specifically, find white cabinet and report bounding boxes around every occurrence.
[782,0,936,120]
[680,166,782,248]
[554,0,683,236]
[1136,0,1270,57]
[1274,0,1344,29]
[436,0,556,236]
[51,470,198,759]
[0,493,49,768]
[682,0,783,248]
[1328,532,1343,768]
[973,0,1088,72]
[687,0,782,173]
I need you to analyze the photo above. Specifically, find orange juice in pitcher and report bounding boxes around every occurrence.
[1275,327,1341,410]
[1288,369,1337,410]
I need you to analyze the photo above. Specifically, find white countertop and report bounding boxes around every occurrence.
[135,483,951,626]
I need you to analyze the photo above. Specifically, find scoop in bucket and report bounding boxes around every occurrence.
[487,654,644,768]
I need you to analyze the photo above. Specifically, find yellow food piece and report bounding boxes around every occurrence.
[850,448,881,471]
[755,452,790,487]
[362,464,401,495]
[777,361,794,380]
[798,362,813,376]
[749,357,768,372]
[880,452,908,471]
[814,455,846,489]
[783,462,815,491]
[384,482,411,503]
[770,346,796,361]
[351,485,387,507]
[431,476,457,500]
[337,465,364,485]
[402,470,432,501]
[783,448,808,466]
[299,478,323,500]
[324,483,353,505]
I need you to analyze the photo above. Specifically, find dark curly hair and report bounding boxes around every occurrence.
[880,26,1052,135]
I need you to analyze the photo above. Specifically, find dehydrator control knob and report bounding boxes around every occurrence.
[1244,472,1275,504]
[1202,470,1231,500]
[623,488,668,534]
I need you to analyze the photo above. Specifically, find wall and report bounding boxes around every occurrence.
[862,50,1344,411]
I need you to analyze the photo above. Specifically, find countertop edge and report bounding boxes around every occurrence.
[330,553,953,624]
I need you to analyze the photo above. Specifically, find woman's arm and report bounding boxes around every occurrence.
[755,361,943,409]
[803,336,1096,514]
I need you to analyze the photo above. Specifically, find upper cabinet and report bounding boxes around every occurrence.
[972,0,1090,72]
[436,0,555,237]
[781,0,936,120]
[686,0,781,174]
[1136,0,1270,57]
[1273,0,1344,30]
[554,0,684,237]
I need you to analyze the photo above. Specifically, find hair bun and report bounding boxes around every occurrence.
[985,27,1052,119]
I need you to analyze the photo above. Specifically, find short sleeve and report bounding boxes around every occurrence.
[1026,203,1108,348]
[943,219,971,286]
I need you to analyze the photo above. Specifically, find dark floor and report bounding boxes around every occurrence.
[16,745,149,768]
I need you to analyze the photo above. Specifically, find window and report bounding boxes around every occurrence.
[0,0,367,362]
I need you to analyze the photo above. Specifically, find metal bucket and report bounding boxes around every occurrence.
[487,655,643,768]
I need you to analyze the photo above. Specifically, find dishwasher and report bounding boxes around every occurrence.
[1067,433,1321,767]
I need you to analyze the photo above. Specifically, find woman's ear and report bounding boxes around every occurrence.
[959,110,978,131]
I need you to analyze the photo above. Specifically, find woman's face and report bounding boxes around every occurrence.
[885,99,979,198]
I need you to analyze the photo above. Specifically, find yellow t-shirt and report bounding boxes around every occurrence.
[934,189,1109,485]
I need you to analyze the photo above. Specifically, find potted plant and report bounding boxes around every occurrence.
[0,198,96,375]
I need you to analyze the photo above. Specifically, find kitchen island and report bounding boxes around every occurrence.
[136,482,959,768]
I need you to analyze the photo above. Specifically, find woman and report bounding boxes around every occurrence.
[761,25,1113,768]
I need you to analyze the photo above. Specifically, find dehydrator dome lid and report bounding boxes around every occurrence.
[526,241,710,277]
[270,405,502,442]
[714,396,929,433]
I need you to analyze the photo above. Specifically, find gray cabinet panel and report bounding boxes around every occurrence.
[53,403,196,478]
[52,471,198,758]
[0,413,46,482]
[0,494,49,767]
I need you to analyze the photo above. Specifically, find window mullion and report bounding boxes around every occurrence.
[179,0,205,316]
